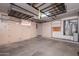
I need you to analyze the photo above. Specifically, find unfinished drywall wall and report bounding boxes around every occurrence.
[42,22,52,38]
[0,12,37,45]
[37,23,42,36]
[41,16,79,41]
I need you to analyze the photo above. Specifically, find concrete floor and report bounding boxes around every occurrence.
[0,37,79,56]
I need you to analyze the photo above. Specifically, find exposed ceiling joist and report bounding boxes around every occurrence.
[27,3,66,21]
[40,3,56,11]
[36,3,45,8]
[8,3,66,23]
[8,9,33,20]
[10,3,38,16]
[43,3,66,17]
[43,3,61,12]
[27,3,55,20]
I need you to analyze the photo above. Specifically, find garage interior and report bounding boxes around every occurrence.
[0,3,79,56]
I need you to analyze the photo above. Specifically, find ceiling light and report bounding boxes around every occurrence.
[41,14,47,17]
[45,12,50,15]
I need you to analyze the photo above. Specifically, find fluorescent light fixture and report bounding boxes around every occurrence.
[41,12,50,18]
[45,12,50,15]
[41,14,47,17]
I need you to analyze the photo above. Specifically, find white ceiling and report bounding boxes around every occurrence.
[0,3,79,22]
